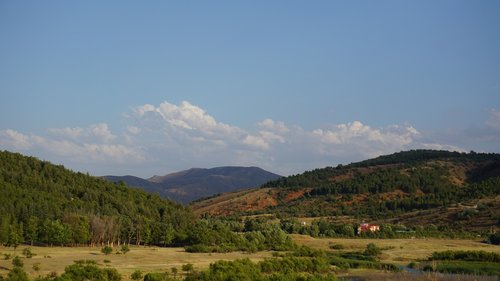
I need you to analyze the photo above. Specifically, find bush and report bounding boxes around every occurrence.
[101,246,113,255]
[364,243,382,257]
[429,250,500,263]
[435,261,500,276]
[22,248,36,258]
[7,267,29,281]
[61,260,122,281]
[185,244,212,253]
[329,243,344,250]
[33,263,41,271]
[143,272,172,281]
[120,244,130,254]
[130,270,143,281]
[182,263,194,272]
[12,256,24,268]
[487,233,500,245]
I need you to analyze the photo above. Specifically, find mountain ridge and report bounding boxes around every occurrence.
[105,166,281,203]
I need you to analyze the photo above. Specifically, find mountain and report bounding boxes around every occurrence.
[105,166,281,203]
[0,150,194,246]
[191,150,500,232]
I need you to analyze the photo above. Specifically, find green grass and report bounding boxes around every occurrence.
[433,261,500,276]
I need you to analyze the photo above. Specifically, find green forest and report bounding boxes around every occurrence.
[258,150,500,220]
[0,151,196,247]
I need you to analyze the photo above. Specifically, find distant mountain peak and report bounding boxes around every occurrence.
[105,166,281,203]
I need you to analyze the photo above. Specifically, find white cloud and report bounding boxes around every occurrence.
[487,109,500,131]
[48,123,115,143]
[0,129,32,150]
[243,135,270,150]
[89,123,116,142]
[48,127,84,139]
[258,118,290,134]
[1,100,475,176]
[127,126,141,135]
[0,124,143,165]
[312,121,419,148]
[133,104,156,116]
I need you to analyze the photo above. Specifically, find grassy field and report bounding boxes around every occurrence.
[0,245,273,280]
[1,237,499,280]
[291,234,500,265]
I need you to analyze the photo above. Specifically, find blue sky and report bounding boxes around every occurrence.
[1,1,499,177]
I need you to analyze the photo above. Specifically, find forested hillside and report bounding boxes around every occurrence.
[0,150,194,247]
[193,150,500,232]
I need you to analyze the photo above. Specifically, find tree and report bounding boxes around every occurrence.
[130,270,143,281]
[7,267,29,281]
[7,225,22,253]
[25,216,39,246]
[63,214,90,245]
[163,224,175,246]
[41,220,69,246]
[0,215,11,245]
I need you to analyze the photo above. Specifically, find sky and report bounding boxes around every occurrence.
[1,1,499,178]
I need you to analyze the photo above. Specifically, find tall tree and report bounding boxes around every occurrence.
[25,216,39,246]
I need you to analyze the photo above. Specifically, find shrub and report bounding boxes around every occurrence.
[364,243,382,257]
[143,272,171,281]
[7,267,29,281]
[120,244,130,254]
[101,246,113,255]
[12,256,24,268]
[22,248,36,258]
[185,244,212,253]
[487,233,500,245]
[61,260,122,281]
[130,270,143,281]
[329,243,344,250]
[33,263,41,272]
[182,263,194,272]
[429,250,500,263]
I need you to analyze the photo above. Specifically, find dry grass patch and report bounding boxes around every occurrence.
[0,245,273,280]
[291,234,500,265]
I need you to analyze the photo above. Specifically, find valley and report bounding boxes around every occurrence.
[1,149,499,280]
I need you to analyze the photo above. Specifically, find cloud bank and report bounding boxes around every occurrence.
[1,100,491,177]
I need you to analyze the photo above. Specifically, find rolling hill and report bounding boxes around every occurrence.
[105,166,281,203]
[0,150,194,246]
[191,150,500,232]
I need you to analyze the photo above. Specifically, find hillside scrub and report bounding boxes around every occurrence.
[257,150,500,222]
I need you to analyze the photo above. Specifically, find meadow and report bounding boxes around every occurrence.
[2,237,499,280]
[0,245,273,280]
[291,234,500,265]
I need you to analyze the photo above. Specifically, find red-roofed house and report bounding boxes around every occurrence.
[357,223,380,235]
